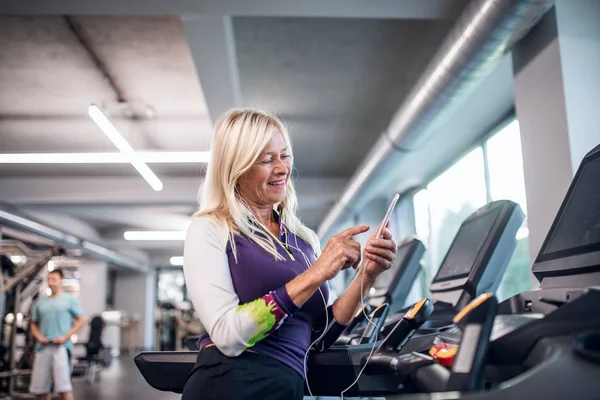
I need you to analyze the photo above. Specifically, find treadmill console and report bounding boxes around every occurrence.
[429,199,525,310]
[369,236,425,313]
[533,143,600,289]
[380,200,524,342]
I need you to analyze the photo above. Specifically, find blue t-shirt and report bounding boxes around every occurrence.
[32,293,83,352]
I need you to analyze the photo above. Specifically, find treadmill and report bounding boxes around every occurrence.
[297,142,600,398]
[336,236,425,345]
[378,199,524,351]
[369,235,426,315]
[366,142,600,399]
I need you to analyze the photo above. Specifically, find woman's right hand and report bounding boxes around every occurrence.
[312,225,370,281]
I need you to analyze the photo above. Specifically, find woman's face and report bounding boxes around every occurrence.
[237,132,292,208]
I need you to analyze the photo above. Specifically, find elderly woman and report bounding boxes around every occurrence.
[181,109,397,400]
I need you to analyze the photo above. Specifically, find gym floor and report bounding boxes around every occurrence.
[70,355,179,400]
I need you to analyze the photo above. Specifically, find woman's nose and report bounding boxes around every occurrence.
[273,158,289,175]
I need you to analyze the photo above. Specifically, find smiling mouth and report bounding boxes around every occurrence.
[268,180,286,186]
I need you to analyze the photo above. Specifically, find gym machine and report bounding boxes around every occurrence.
[0,240,62,398]
[345,199,524,354]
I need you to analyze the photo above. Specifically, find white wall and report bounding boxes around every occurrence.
[555,0,600,172]
[77,261,107,342]
[512,3,600,270]
[513,34,573,267]
[114,270,156,350]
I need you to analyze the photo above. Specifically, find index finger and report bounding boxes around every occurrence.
[337,225,370,239]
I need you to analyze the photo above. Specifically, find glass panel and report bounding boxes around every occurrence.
[486,119,532,300]
[426,147,487,277]
[413,189,430,242]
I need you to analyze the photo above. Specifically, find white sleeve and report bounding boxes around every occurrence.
[183,216,295,357]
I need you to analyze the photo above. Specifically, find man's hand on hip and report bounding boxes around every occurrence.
[53,335,69,345]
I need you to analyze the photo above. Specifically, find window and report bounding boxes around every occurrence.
[486,120,532,300]
[413,189,431,295]
[425,147,488,278]
[412,118,531,301]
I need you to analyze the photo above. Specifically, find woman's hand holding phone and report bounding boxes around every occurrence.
[363,194,399,279]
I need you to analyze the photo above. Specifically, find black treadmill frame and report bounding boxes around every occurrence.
[532,143,600,288]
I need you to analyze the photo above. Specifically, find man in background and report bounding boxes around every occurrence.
[29,268,86,400]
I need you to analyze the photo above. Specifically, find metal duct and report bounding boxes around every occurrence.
[0,205,148,272]
[317,0,555,239]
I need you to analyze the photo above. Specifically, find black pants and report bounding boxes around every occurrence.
[181,347,304,400]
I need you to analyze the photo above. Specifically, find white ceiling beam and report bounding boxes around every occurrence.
[22,206,193,231]
[103,239,186,251]
[0,176,347,207]
[0,152,210,164]
[15,209,102,241]
[0,0,465,19]
[0,177,200,205]
[182,15,242,124]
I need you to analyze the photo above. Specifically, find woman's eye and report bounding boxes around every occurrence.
[260,159,272,164]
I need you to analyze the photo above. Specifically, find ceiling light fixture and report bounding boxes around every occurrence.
[0,151,210,164]
[88,104,163,191]
[170,256,184,266]
[124,231,186,241]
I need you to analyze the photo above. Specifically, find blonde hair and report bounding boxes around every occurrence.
[194,108,318,260]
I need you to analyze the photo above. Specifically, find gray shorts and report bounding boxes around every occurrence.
[29,345,72,394]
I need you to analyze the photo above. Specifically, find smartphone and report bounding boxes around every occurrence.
[375,193,400,238]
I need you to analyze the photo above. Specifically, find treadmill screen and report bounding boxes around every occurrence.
[541,154,600,257]
[433,206,501,282]
[372,241,412,290]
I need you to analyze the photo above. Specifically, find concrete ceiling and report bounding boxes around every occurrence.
[0,0,509,269]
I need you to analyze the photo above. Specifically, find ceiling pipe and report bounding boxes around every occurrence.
[317,0,555,239]
[0,204,148,272]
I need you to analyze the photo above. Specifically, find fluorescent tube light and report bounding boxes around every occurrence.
[88,104,163,191]
[124,231,186,241]
[170,256,184,266]
[0,152,210,164]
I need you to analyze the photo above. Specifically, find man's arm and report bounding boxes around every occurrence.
[54,296,86,344]
[67,315,86,337]
[30,321,49,345]
[30,301,49,344]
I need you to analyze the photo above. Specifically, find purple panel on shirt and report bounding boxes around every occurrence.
[225,230,330,377]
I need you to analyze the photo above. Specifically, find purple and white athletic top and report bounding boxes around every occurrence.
[183,214,347,377]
